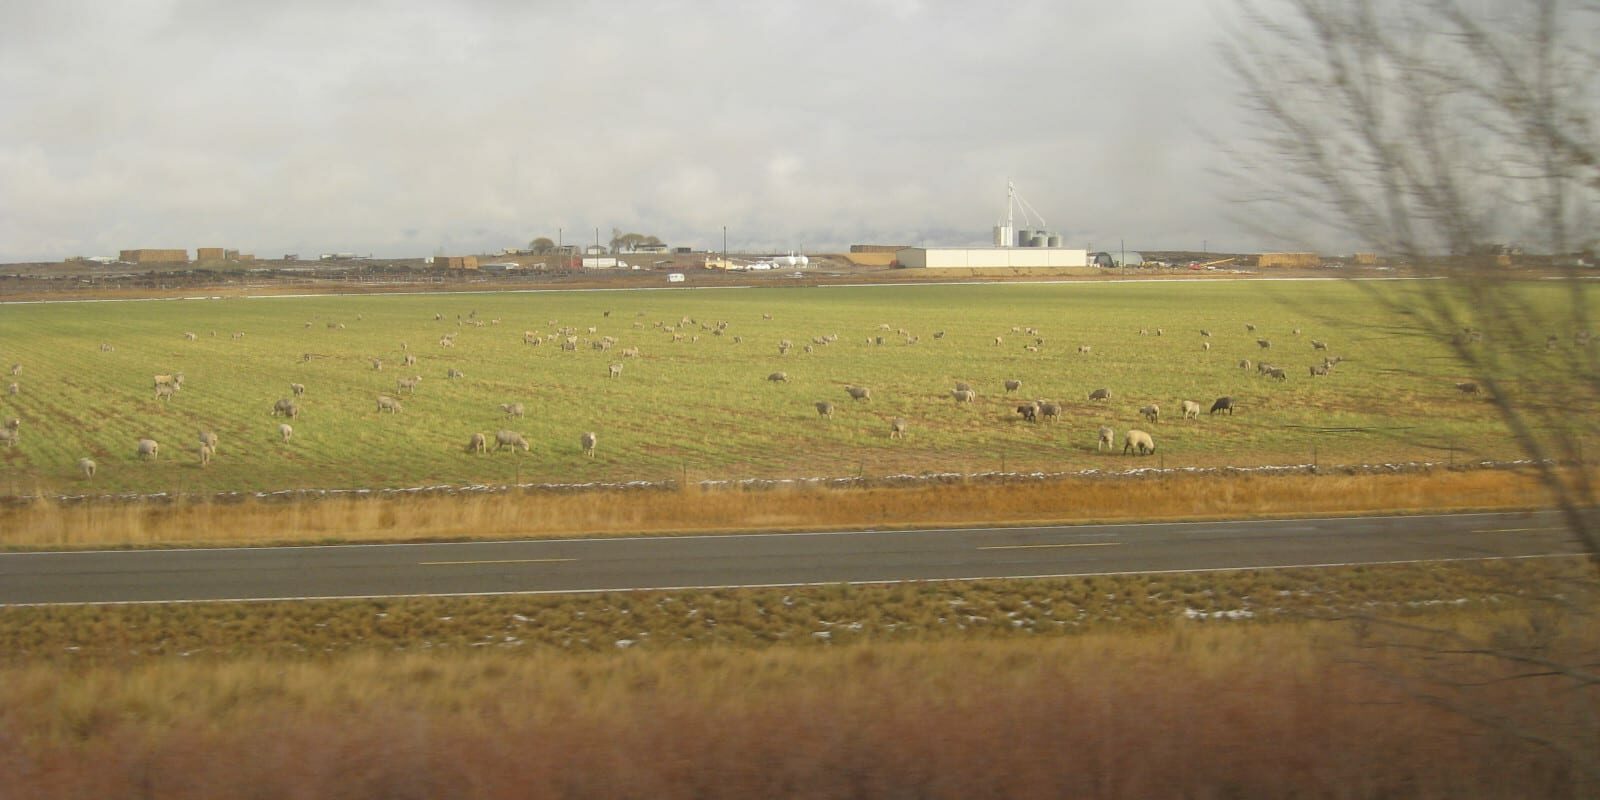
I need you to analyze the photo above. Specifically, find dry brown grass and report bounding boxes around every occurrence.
[0,466,1557,550]
[3,613,1595,798]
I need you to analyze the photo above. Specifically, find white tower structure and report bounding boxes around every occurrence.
[993,180,1048,247]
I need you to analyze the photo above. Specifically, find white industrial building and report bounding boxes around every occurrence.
[896,246,1088,269]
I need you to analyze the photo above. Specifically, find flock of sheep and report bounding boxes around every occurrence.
[3,298,1529,486]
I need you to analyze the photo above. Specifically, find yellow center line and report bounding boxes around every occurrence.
[978,543,1122,551]
[420,558,576,566]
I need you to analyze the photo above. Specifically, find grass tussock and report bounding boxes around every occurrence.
[0,466,1558,549]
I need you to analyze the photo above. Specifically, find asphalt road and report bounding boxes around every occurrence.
[0,510,1583,606]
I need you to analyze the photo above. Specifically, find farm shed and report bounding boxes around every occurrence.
[895,247,1089,269]
[1258,252,1320,268]
[118,249,189,264]
[437,256,480,270]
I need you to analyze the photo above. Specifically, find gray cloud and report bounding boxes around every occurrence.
[0,0,1263,261]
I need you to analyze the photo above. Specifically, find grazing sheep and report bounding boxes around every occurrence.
[993,336,1003,346]
[99,343,115,352]
[954,381,971,393]
[1292,328,1302,335]
[1039,402,1061,423]
[621,347,640,358]
[446,368,464,379]
[290,382,306,396]
[501,402,525,418]
[607,363,623,379]
[184,332,198,341]
[79,458,96,479]
[1200,329,1212,337]
[402,353,417,366]
[376,395,403,414]
[278,423,294,442]
[1202,342,1211,351]
[767,371,788,383]
[1245,323,1257,332]
[494,430,530,452]
[272,398,299,417]
[1210,396,1235,415]
[1004,379,1021,393]
[153,373,180,390]
[1456,381,1482,395]
[580,431,597,458]
[1155,329,1163,336]
[465,432,487,453]
[198,442,214,467]
[154,383,176,401]
[816,401,835,419]
[1016,402,1039,422]
[1311,339,1328,350]
[0,429,13,448]
[1181,400,1201,419]
[1257,339,1272,349]
[933,331,946,339]
[199,431,219,454]
[890,418,908,439]
[523,331,540,344]
[1266,367,1287,381]
[1257,362,1277,375]
[1088,388,1111,401]
[952,389,976,404]
[1139,404,1160,423]
[231,332,244,340]
[137,438,159,460]
[371,358,383,371]
[1238,358,1252,371]
[1123,429,1156,456]
[1309,364,1330,377]
[1077,344,1092,354]
[845,386,872,402]
[396,376,421,394]
[1097,426,1115,452]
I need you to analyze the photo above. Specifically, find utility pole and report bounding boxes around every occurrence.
[722,225,727,268]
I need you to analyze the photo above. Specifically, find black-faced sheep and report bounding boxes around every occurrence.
[1039,402,1061,422]
[272,398,300,418]
[199,431,219,454]
[1088,388,1111,401]
[1004,379,1021,393]
[845,386,872,402]
[767,371,788,383]
[1140,404,1160,423]
[581,431,597,458]
[816,401,835,419]
[952,389,976,404]
[1456,381,1482,395]
[1016,402,1038,423]
[1257,338,1272,349]
[1210,396,1235,415]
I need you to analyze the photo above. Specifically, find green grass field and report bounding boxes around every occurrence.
[0,280,1556,494]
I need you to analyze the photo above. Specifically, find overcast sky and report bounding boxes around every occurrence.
[0,0,1275,262]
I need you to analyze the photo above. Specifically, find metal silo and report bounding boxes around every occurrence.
[1017,229,1034,247]
[1030,234,1047,247]
[1047,234,1062,247]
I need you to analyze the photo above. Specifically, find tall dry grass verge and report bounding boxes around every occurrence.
[0,466,1560,549]
[2,619,1595,798]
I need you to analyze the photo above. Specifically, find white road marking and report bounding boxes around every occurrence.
[978,543,1121,550]
[419,558,575,566]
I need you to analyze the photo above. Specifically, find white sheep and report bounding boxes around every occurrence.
[767,372,788,383]
[1123,429,1156,456]
[580,431,597,458]
[137,438,159,460]
[845,386,872,402]
[278,423,294,441]
[1139,404,1160,423]
[1097,426,1115,452]
[494,430,530,452]
[465,432,487,453]
[1088,388,1111,401]
[816,401,835,419]
[199,431,219,454]
[607,363,623,378]
[290,382,306,396]
[198,442,214,467]
[501,402,525,418]
[890,418,908,439]
[1181,400,1201,419]
[376,395,403,413]
[78,457,96,479]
